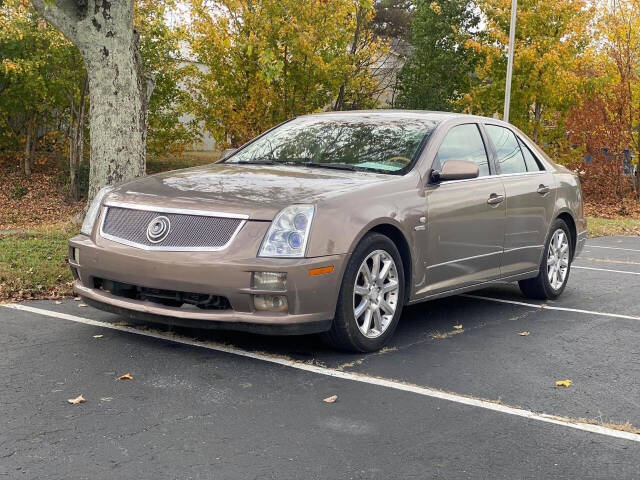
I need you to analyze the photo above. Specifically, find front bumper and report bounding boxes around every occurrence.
[69,232,348,335]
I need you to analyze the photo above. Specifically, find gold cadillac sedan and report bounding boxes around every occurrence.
[69,111,586,352]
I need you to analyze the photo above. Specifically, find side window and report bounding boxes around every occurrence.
[518,138,543,172]
[435,124,490,177]
[485,125,527,174]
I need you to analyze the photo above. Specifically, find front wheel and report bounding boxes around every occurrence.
[322,233,405,352]
[519,219,572,300]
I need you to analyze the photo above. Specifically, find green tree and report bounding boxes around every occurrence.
[396,0,481,111]
[0,0,85,178]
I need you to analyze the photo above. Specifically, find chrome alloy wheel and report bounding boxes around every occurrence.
[353,250,400,338]
[547,228,570,290]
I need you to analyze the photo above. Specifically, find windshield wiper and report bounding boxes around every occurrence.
[234,159,277,165]
[303,162,357,171]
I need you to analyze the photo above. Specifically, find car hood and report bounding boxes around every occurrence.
[106,163,394,220]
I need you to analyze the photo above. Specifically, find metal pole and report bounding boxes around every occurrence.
[503,0,517,123]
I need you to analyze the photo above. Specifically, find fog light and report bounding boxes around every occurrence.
[252,271,286,291]
[253,295,288,312]
[70,247,80,264]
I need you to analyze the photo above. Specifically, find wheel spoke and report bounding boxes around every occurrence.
[381,280,398,295]
[354,298,369,319]
[354,285,369,296]
[379,299,394,315]
[360,308,372,334]
[372,307,382,332]
[370,253,381,279]
[378,261,391,283]
[361,264,373,285]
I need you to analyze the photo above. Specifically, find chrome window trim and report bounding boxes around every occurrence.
[497,171,548,179]
[432,170,548,187]
[98,203,248,252]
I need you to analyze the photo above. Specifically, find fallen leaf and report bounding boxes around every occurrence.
[100,397,113,402]
[453,324,463,330]
[73,297,81,301]
[518,331,530,336]
[323,395,338,403]
[118,373,133,381]
[54,300,63,305]
[78,303,87,307]
[67,395,85,405]
[93,335,103,339]
[556,379,572,387]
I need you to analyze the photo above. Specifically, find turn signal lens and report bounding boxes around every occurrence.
[253,295,288,312]
[309,266,334,276]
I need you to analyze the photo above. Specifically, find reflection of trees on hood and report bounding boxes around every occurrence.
[160,165,378,205]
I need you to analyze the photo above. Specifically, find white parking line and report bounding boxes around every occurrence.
[463,294,640,322]
[2,302,639,443]
[573,265,640,276]
[585,245,640,253]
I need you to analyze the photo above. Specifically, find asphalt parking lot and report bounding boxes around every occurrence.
[2,235,640,479]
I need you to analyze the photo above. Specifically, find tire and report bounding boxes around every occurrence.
[322,232,405,352]
[519,218,572,300]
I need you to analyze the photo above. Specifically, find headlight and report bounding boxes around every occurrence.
[80,186,114,235]
[258,205,315,257]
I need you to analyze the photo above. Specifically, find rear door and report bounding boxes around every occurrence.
[483,124,556,277]
[421,123,506,296]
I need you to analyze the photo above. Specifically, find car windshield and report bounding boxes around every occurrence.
[225,115,439,174]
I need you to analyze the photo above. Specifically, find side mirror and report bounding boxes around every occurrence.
[430,160,479,183]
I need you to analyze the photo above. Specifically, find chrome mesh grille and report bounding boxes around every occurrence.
[101,207,243,250]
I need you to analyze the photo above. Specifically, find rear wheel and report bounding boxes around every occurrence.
[519,219,572,300]
[323,233,405,352]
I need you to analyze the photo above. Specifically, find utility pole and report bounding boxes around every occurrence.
[503,0,518,123]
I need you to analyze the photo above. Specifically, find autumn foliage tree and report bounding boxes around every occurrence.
[566,0,640,202]
[459,0,592,149]
[0,1,85,180]
[1,0,198,200]
[188,0,389,147]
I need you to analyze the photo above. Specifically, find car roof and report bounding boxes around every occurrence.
[296,109,493,124]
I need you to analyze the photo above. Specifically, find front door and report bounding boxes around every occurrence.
[420,123,506,296]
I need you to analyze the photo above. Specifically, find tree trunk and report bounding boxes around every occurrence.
[23,117,34,177]
[532,102,542,143]
[333,5,364,111]
[30,0,154,202]
[69,75,88,201]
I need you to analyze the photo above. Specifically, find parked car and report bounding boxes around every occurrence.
[69,111,586,352]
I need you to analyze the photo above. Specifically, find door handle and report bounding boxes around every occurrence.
[487,193,505,205]
[537,184,550,195]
